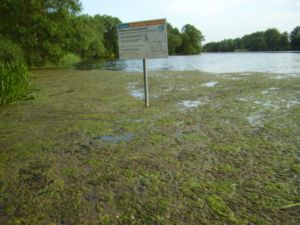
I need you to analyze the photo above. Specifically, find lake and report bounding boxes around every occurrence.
[78,52,300,75]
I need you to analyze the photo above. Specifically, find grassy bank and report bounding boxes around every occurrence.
[0,69,299,224]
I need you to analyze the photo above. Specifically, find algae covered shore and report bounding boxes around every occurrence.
[0,69,299,224]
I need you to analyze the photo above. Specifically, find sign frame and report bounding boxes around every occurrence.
[117,18,168,60]
[117,18,169,108]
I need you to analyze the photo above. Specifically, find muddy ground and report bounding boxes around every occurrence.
[0,69,299,224]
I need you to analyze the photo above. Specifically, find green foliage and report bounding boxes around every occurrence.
[167,23,204,55]
[180,24,205,54]
[0,37,25,64]
[243,32,266,51]
[58,53,81,67]
[168,33,182,54]
[0,0,207,65]
[264,28,281,51]
[0,63,30,105]
[0,0,81,66]
[207,195,239,223]
[96,15,121,59]
[167,23,182,55]
[69,15,106,60]
[204,28,292,52]
[290,26,300,50]
[218,39,236,52]
[279,32,290,50]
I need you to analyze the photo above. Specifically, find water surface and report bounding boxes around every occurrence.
[82,52,300,74]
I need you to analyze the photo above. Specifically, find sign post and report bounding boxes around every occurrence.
[117,19,168,107]
[143,59,149,107]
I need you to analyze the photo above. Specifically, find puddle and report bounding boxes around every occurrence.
[237,97,249,102]
[273,74,299,80]
[178,100,204,109]
[246,113,264,126]
[225,77,242,80]
[202,81,218,87]
[262,87,280,95]
[128,82,138,89]
[163,87,188,92]
[179,88,189,91]
[161,85,173,92]
[128,82,144,99]
[98,133,134,143]
[283,100,300,108]
[254,100,279,109]
[240,73,252,76]
[131,90,144,99]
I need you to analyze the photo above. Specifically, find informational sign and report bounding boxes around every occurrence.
[117,19,168,60]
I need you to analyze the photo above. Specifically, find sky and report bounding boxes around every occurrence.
[80,0,300,43]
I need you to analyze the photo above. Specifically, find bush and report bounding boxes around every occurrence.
[0,63,30,105]
[0,36,25,64]
[0,37,31,105]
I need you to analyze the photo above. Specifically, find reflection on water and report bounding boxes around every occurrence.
[202,81,218,87]
[74,60,105,70]
[74,52,300,74]
[105,60,128,71]
[74,59,128,71]
[178,100,204,109]
[99,133,134,143]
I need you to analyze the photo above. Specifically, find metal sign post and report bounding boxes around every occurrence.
[143,59,149,107]
[117,18,168,107]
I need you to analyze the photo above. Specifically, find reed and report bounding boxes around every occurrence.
[0,63,30,105]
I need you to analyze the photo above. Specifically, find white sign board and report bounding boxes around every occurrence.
[117,19,168,60]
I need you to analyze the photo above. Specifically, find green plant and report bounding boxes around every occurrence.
[0,36,25,64]
[0,63,30,105]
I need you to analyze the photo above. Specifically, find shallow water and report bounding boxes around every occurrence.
[127,82,144,99]
[76,52,300,74]
[178,100,205,109]
[202,81,218,87]
[99,134,133,143]
[131,90,144,99]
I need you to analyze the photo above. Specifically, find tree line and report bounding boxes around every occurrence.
[203,27,300,52]
[168,23,204,55]
[0,0,205,68]
[0,0,121,67]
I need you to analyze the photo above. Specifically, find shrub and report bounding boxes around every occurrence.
[0,36,25,64]
[0,37,31,105]
[0,63,30,105]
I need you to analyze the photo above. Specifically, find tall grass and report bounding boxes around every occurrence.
[0,63,30,105]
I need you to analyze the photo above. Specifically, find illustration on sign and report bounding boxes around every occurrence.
[117,19,168,60]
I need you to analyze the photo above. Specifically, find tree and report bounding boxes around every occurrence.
[241,32,266,51]
[218,39,235,52]
[234,38,243,50]
[279,32,290,50]
[95,15,121,59]
[204,28,293,52]
[264,28,281,51]
[179,24,204,54]
[290,26,300,51]
[167,23,182,54]
[0,0,81,66]
[203,42,220,52]
[68,15,106,60]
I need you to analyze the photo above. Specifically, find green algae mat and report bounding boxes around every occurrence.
[0,69,299,224]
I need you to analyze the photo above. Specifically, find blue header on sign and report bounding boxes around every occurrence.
[118,23,129,29]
